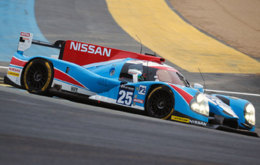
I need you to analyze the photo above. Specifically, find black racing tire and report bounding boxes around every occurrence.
[23,59,53,94]
[145,86,174,119]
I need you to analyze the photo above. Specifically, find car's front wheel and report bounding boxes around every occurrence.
[23,59,53,94]
[145,86,174,119]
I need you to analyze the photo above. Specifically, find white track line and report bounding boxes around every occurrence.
[0,66,8,69]
[205,89,260,97]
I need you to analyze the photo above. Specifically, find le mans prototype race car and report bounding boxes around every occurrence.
[4,32,257,136]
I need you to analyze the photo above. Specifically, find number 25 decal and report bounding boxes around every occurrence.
[117,90,134,106]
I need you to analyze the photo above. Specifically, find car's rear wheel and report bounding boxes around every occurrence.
[146,86,174,119]
[23,59,53,94]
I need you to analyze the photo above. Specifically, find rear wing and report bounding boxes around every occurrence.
[18,32,165,65]
[18,32,64,53]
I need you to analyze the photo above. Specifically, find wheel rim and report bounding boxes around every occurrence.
[26,63,48,90]
[148,90,173,118]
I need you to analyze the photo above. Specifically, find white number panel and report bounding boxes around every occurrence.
[117,85,135,106]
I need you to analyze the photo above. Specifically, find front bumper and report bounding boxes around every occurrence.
[208,124,258,137]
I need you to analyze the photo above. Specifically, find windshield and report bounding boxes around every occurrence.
[157,70,184,85]
[147,67,189,86]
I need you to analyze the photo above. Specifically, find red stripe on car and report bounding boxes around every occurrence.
[54,68,85,88]
[169,84,193,104]
[10,57,27,67]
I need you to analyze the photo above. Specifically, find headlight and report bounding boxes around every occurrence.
[244,103,255,125]
[196,93,205,103]
[190,93,209,116]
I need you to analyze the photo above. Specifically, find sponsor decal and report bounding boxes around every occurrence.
[190,120,207,126]
[71,86,78,93]
[133,98,144,104]
[171,115,190,123]
[109,67,115,76]
[119,85,135,92]
[171,115,207,126]
[62,40,164,66]
[138,85,146,95]
[20,32,30,37]
[7,71,19,77]
[9,67,21,73]
[70,41,111,57]
[117,85,135,106]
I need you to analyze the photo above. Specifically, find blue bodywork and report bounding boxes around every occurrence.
[208,94,255,132]
[6,50,256,133]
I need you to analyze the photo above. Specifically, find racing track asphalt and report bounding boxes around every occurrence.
[0,86,260,165]
[0,0,260,164]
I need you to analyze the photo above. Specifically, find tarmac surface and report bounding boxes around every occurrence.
[1,86,260,165]
[0,0,260,164]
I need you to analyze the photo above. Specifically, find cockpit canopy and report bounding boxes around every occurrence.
[119,60,189,86]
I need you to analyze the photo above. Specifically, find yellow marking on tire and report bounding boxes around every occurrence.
[41,62,52,91]
[106,0,260,73]
[147,86,174,120]
[147,86,162,100]
[23,61,33,90]
[162,108,174,120]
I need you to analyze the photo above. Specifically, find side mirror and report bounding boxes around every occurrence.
[128,69,142,83]
[193,83,204,93]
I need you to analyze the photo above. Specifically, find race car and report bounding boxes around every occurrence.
[4,32,257,136]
